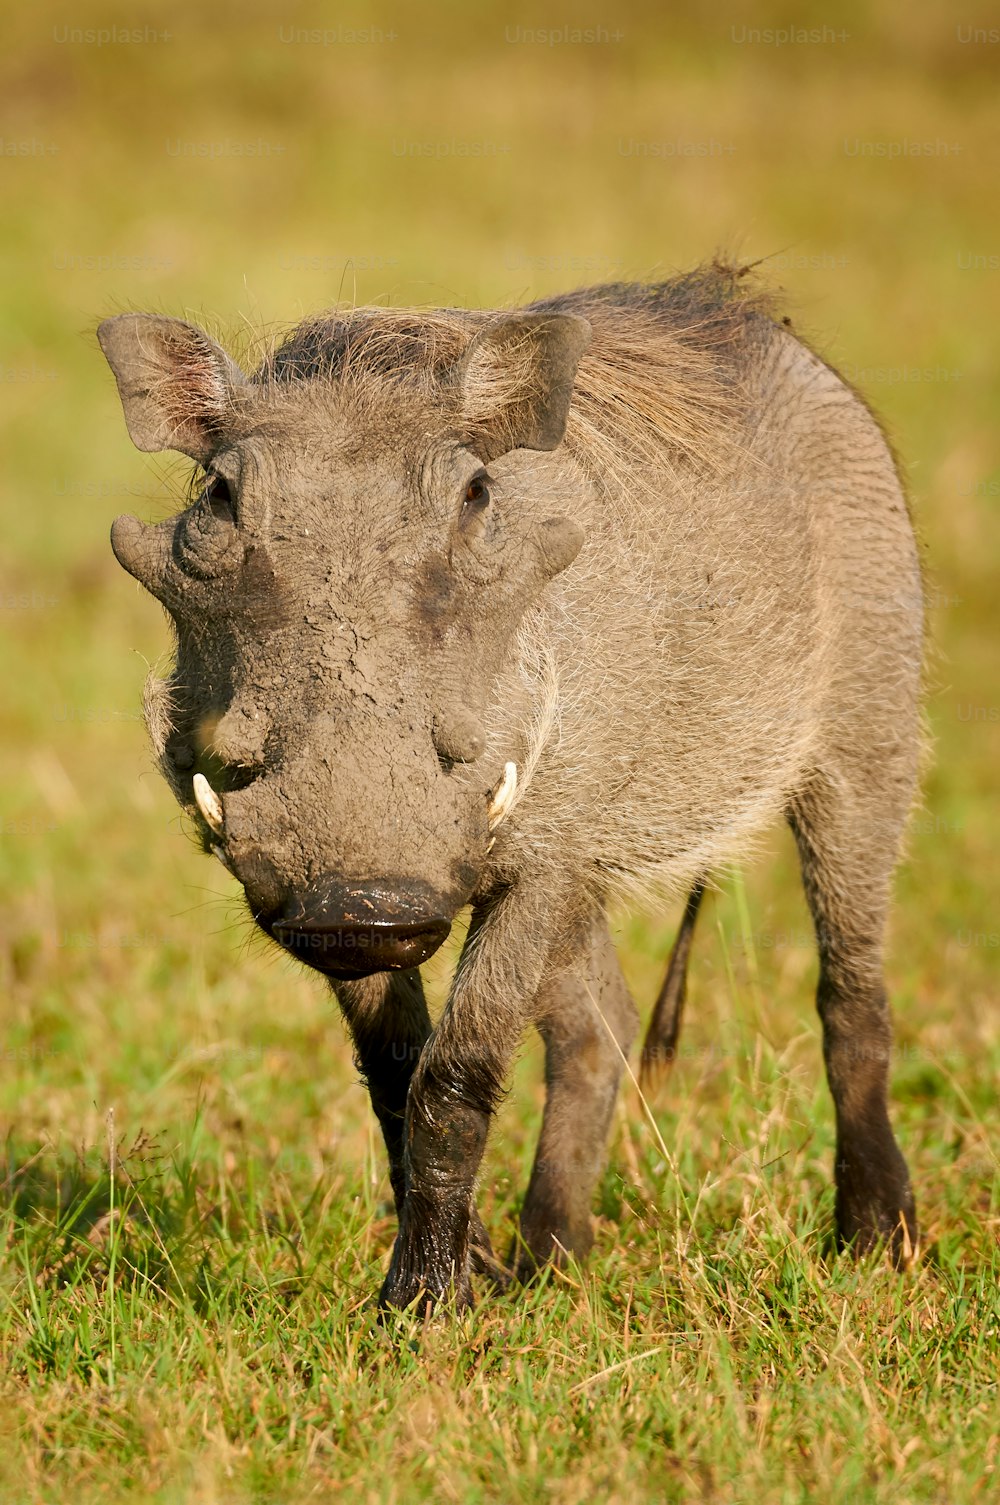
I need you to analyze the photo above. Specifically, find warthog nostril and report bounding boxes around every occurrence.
[271,917,451,978]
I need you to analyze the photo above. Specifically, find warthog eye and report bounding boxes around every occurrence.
[202,473,235,523]
[463,471,491,512]
[172,471,242,580]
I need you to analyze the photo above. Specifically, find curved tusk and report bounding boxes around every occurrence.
[211,843,234,874]
[193,772,225,834]
[487,761,518,831]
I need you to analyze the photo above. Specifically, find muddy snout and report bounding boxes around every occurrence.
[269,879,453,979]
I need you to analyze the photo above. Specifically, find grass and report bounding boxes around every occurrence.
[1,984,997,1503]
[1,1,998,1499]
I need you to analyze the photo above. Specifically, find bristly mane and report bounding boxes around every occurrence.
[254,263,777,479]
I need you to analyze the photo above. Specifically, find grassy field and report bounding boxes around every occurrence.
[1,2,998,1500]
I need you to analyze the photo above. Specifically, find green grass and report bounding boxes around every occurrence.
[1,1,998,1499]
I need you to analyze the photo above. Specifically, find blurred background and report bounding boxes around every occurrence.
[0,0,997,1201]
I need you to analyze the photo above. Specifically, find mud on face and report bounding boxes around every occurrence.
[99,309,589,977]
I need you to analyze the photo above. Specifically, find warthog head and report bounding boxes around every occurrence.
[99,309,589,979]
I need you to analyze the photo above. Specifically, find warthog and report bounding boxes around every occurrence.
[98,266,921,1311]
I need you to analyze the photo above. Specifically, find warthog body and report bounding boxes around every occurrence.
[99,267,922,1310]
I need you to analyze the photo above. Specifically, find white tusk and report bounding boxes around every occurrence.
[487,761,518,831]
[193,772,224,834]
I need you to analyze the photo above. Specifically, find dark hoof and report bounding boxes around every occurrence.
[837,1205,920,1269]
[377,1269,474,1318]
[835,1151,919,1269]
[378,1223,476,1316]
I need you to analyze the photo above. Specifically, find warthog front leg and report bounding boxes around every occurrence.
[333,971,499,1279]
[333,971,429,1215]
[379,883,566,1314]
[512,910,638,1278]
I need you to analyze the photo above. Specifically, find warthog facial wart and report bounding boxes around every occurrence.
[99,264,924,1313]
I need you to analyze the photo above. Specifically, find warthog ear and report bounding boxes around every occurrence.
[457,312,591,460]
[97,314,246,464]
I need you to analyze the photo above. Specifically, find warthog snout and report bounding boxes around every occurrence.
[268,879,453,979]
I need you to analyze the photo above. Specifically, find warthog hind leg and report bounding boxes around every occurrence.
[789,772,918,1266]
[640,880,706,1087]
